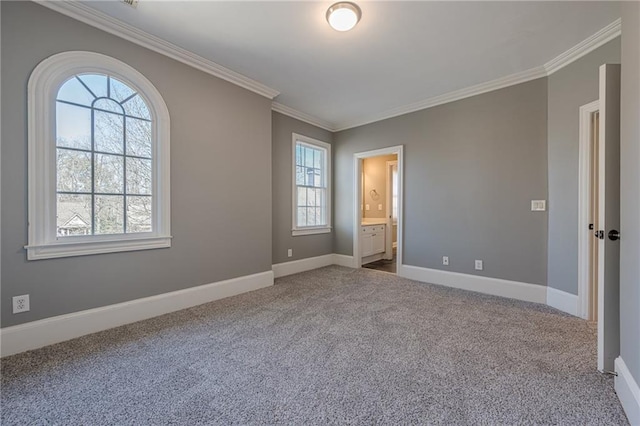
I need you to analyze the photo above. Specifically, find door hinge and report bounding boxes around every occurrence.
[600,370,618,376]
[595,230,604,240]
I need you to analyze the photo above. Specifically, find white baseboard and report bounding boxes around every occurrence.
[397,264,546,304]
[272,254,334,278]
[0,270,274,357]
[616,357,640,425]
[546,286,579,316]
[332,254,356,268]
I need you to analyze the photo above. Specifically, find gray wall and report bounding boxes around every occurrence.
[334,79,549,285]
[619,1,640,387]
[1,2,272,327]
[546,39,621,295]
[272,112,333,264]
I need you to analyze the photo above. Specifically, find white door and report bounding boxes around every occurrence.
[597,64,621,372]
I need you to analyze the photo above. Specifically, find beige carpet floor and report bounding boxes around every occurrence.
[1,266,629,425]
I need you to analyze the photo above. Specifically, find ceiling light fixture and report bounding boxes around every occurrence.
[326,2,362,32]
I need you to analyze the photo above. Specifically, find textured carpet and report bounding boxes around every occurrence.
[1,266,628,425]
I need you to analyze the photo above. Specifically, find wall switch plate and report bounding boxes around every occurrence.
[475,260,483,271]
[365,204,370,211]
[442,256,449,266]
[378,204,383,211]
[287,249,293,258]
[531,200,546,211]
[12,295,30,314]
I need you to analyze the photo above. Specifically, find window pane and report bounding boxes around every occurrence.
[315,207,324,226]
[95,153,124,194]
[295,144,302,167]
[57,148,91,193]
[316,188,324,208]
[123,94,151,120]
[56,102,91,150]
[126,158,152,195]
[126,117,152,158]
[57,194,92,237]
[95,195,124,234]
[307,207,316,226]
[305,147,314,168]
[78,74,108,98]
[95,110,124,154]
[126,196,152,233]
[110,77,136,102]
[94,98,123,114]
[296,166,305,186]
[297,207,307,228]
[57,77,95,106]
[314,149,322,169]
[297,187,307,207]
[314,169,323,187]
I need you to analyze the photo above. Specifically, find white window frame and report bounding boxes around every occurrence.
[26,51,171,260]
[291,133,332,236]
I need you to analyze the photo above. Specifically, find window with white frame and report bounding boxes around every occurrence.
[27,51,171,260]
[292,134,331,236]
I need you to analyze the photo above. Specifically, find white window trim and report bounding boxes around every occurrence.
[26,51,171,260]
[291,133,332,237]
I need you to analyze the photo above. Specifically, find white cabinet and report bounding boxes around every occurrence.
[361,224,385,258]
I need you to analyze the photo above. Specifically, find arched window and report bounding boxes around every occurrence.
[27,52,171,260]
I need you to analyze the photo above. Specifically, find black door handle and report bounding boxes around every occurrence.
[608,230,620,241]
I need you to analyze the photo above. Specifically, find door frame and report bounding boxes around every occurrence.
[385,160,398,258]
[353,146,404,269]
[577,99,600,320]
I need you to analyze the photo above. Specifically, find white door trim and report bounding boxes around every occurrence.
[385,160,398,260]
[353,146,404,269]
[577,100,599,320]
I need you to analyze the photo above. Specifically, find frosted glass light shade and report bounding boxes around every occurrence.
[326,2,361,32]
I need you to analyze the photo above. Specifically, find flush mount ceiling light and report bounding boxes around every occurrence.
[326,2,362,32]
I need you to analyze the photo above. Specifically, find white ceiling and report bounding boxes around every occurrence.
[80,1,621,130]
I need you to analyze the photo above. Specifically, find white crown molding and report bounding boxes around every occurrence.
[34,0,280,100]
[37,2,620,132]
[272,102,334,132]
[333,66,547,132]
[333,18,621,132]
[544,18,621,76]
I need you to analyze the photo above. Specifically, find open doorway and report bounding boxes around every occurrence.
[353,146,403,274]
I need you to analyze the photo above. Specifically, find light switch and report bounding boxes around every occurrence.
[365,204,370,211]
[531,200,546,211]
[378,204,383,211]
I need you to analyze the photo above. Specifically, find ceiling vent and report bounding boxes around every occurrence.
[122,0,138,8]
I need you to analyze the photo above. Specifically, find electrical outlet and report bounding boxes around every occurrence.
[287,248,293,258]
[12,295,30,314]
[442,256,449,266]
[378,204,383,211]
[365,204,370,211]
[475,260,483,271]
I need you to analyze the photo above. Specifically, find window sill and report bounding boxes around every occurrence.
[25,236,172,260]
[292,227,332,237]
